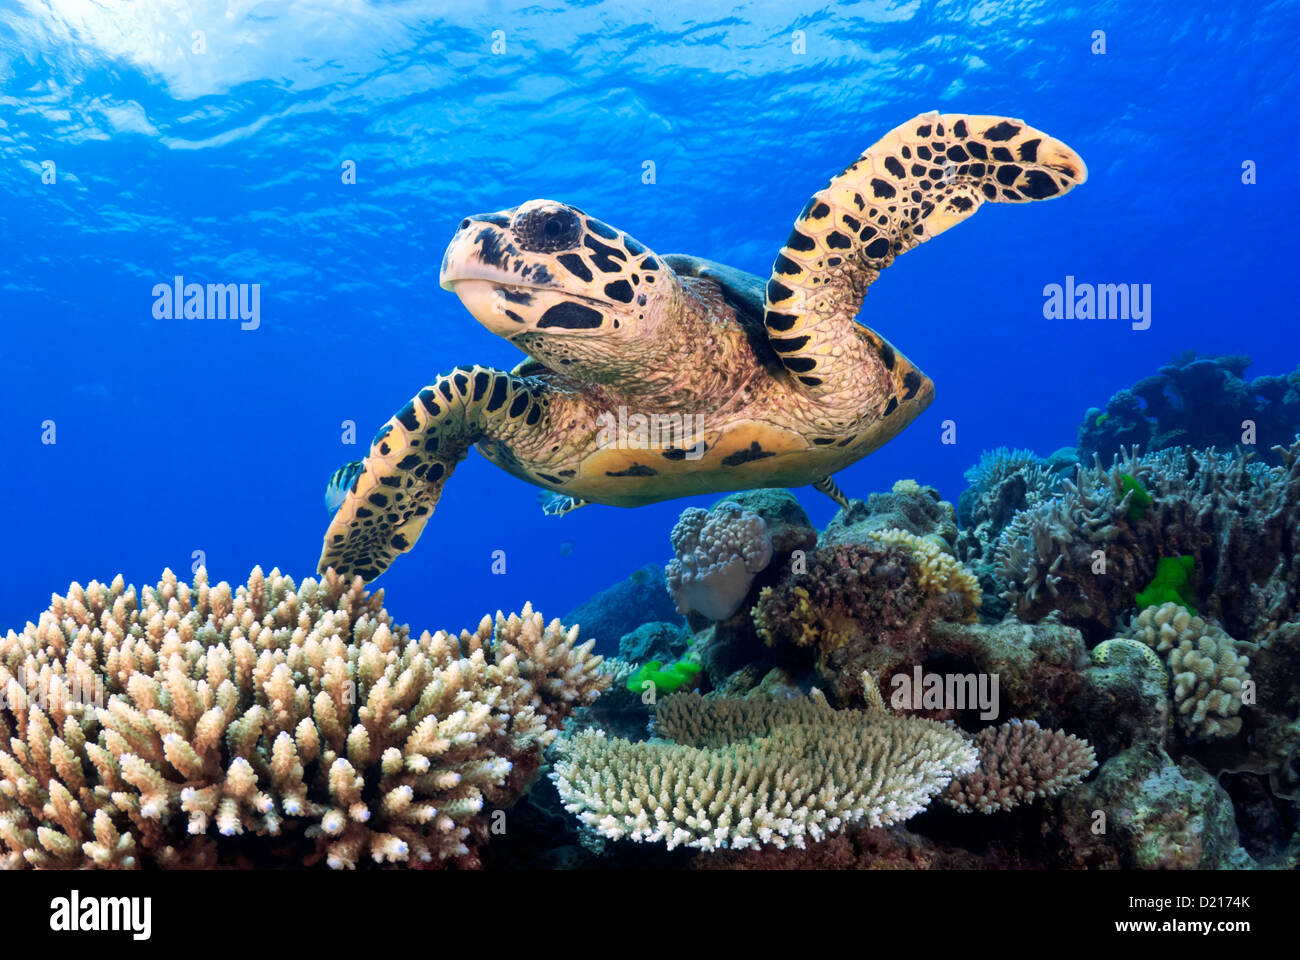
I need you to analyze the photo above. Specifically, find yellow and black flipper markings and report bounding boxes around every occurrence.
[319,364,550,581]
[811,475,850,509]
[764,111,1087,394]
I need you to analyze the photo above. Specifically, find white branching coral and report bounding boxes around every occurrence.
[1127,602,1251,739]
[665,501,774,620]
[550,691,977,852]
[0,567,608,870]
[941,719,1096,814]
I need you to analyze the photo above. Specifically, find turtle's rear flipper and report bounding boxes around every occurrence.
[318,365,548,582]
[812,475,850,509]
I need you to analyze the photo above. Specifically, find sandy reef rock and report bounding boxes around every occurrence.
[1059,745,1254,869]
[820,478,958,551]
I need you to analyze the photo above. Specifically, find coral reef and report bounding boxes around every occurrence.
[941,719,1096,814]
[1079,354,1300,466]
[687,822,987,870]
[1080,640,1171,756]
[750,531,981,704]
[665,501,773,621]
[1126,603,1252,740]
[0,567,607,869]
[716,488,818,559]
[1057,745,1254,868]
[821,479,959,551]
[958,449,1059,538]
[625,659,701,696]
[551,691,977,852]
[955,448,1076,621]
[1135,555,1194,612]
[754,535,976,653]
[866,529,981,622]
[993,439,1300,642]
[617,621,689,666]
[564,564,683,650]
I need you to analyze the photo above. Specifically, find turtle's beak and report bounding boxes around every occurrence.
[448,280,531,338]
[439,212,524,291]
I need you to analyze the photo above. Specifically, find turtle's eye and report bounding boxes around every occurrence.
[515,206,582,253]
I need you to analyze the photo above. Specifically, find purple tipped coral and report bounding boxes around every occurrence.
[665,501,773,621]
[942,719,1096,814]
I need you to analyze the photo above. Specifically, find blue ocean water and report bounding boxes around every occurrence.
[1,0,1296,646]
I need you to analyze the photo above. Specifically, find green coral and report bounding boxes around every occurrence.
[1119,472,1152,522]
[626,659,702,695]
[1136,555,1195,613]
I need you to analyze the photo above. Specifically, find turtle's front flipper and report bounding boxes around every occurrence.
[318,365,547,582]
[812,475,850,509]
[764,112,1086,402]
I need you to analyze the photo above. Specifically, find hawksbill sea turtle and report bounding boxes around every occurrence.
[320,111,1087,582]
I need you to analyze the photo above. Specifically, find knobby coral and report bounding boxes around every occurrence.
[0,567,608,869]
[941,719,1096,814]
[666,501,774,621]
[754,530,979,653]
[1126,602,1251,739]
[550,690,977,852]
[866,529,981,622]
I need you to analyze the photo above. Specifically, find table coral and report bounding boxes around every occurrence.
[0,567,608,869]
[550,690,977,852]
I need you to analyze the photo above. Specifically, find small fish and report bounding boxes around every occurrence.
[559,540,574,558]
[325,459,365,513]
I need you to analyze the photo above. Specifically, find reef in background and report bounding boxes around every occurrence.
[539,352,1300,870]
[1079,353,1300,465]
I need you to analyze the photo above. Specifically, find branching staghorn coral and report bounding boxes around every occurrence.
[550,690,978,852]
[994,439,1300,640]
[1126,602,1251,739]
[666,501,774,621]
[961,448,1060,536]
[0,567,607,870]
[941,719,1096,814]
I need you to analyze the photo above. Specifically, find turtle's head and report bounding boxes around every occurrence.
[439,200,682,379]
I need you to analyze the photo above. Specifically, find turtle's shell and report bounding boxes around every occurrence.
[478,255,933,508]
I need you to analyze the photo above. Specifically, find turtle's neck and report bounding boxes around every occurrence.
[596,276,768,413]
